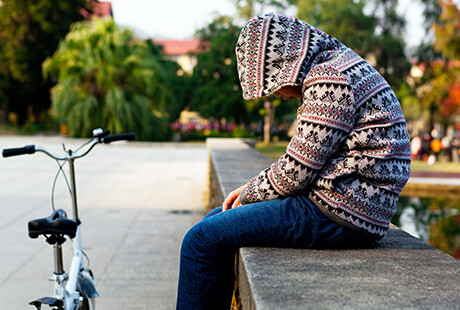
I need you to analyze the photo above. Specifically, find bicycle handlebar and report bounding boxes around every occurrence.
[2,145,36,158]
[103,133,135,144]
[2,130,135,159]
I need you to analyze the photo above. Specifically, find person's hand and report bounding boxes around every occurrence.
[222,184,246,211]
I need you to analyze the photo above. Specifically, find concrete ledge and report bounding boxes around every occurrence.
[206,138,460,309]
[238,230,460,309]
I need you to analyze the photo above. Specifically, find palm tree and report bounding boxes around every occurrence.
[43,18,173,140]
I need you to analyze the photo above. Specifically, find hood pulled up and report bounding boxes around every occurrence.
[236,13,343,100]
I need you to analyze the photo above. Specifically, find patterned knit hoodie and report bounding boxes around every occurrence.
[236,13,411,240]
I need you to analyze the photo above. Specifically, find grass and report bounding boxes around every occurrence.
[410,160,460,173]
[255,142,460,174]
[255,141,289,160]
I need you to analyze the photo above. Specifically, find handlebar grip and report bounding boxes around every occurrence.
[103,133,135,144]
[2,145,36,158]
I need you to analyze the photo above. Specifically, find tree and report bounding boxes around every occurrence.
[147,40,188,128]
[400,0,443,131]
[189,16,247,127]
[235,0,297,20]
[435,0,460,124]
[432,0,460,59]
[43,18,174,140]
[418,0,460,126]
[364,0,411,88]
[297,0,377,57]
[0,0,89,125]
[298,0,411,88]
[415,0,443,64]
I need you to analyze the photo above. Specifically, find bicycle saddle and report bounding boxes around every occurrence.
[28,209,78,239]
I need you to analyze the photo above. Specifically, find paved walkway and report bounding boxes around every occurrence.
[0,135,208,309]
[1,135,459,309]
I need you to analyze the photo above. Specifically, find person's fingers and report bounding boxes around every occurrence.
[223,189,238,211]
[222,197,232,211]
[231,197,241,209]
[223,184,246,211]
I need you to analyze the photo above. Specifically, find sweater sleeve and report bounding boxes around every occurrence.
[240,67,356,205]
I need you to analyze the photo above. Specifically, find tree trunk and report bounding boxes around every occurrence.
[263,100,275,144]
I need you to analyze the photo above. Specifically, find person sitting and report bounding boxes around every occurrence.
[176,13,411,310]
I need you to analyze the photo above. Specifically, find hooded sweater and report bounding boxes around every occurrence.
[235,13,411,240]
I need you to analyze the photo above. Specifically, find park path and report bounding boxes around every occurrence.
[0,135,207,309]
[2,135,459,309]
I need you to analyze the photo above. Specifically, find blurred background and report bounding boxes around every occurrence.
[1,0,458,144]
[0,0,459,258]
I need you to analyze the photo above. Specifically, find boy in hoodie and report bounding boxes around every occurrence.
[177,13,411,309]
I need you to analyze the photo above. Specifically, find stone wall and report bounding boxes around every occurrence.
[206,138,460,309]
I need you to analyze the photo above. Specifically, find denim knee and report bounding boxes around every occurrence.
[181,225,200,257]
[203,206,222,220]
[180,221,212,261]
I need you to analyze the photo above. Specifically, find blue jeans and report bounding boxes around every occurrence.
[176,196,372,309]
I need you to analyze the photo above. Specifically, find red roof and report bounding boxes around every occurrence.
[80,1,113,19]
[92,1,113,17]
[153,39,202,55]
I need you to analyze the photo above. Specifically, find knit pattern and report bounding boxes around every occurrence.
[236,14,341,100]
[236,14,411,239]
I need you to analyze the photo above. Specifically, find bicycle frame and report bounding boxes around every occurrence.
[52,228,88,309]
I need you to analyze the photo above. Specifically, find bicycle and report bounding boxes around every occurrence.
[2,129,135,310]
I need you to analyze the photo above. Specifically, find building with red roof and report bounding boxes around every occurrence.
[80,0,113,19]
[154,39,201,55]
[153,38,206,74]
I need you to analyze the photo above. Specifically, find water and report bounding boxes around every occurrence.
[393,196,460,259]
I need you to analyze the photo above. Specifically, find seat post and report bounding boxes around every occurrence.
[53,243,65,275]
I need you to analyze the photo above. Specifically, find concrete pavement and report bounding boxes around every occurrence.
[0,135,208,309]
[1,135,460,309]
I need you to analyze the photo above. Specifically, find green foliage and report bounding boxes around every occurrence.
[297,0,376,56]
[362,0,411,87]
[297,0,410,88]
[432,0,460,59]
[255,141,289,160]
[245,96,298,123]
[395,196,460,258]
[189,16,247,124]
[0,0,88,124]
[43,18,175,140]
[416,0,443,61]
[416,0,460,126]
[176,128,255,142]
[146,40,187,123]
[427,197,460,257]
[189,14,299,131]
[397,83,425,123]
[420,63,457,125]
[235,0,297,19]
